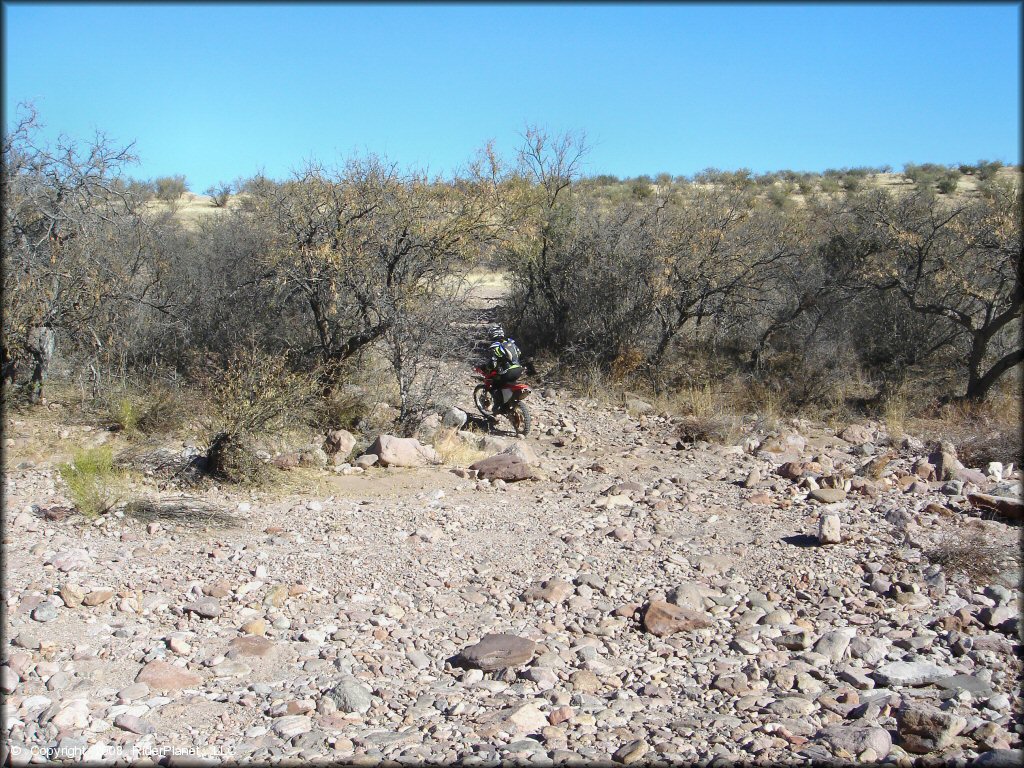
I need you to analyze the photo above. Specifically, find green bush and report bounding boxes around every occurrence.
[58,446,126,517]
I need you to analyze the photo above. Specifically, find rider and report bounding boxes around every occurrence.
[483,324,523,414]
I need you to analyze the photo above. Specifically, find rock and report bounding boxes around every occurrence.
[365,435,440,468]
[441,407,468,429]
[213,660,251,678]
[504,702,549,733]
[874,661,952,687]
[667,582,707,611]
[272,715,312,739]
[354,454,378,469]
[240,619,267,636]
[227,636,276,659]
[967,493,1023,521]
[817,515,842,544]
[613,739,649,764]
[31,602,59,622]
[810,488,847,504]
[813,628,857,662]
[299,447,329,468]
[839,424,873,445]
[469,453,534,482]
[768,696,816,717]
[816,724,891,758]
[51,699,90,729]
[626,398,654,415]
[83,588,115,606]
[325,676,373,714]
[59,583,86,608]
[167,636,191,654]
[51,549,91,572]
[569,669,601,693]
[974,749,1024,767]
[117,682,150,701]
[522,578,573,603]
[641,600,712,636]
[184,597,221,619]
[896,700,967,753]
[135,660,202,691]
[114,713,156,735]
[743,469,761,488]
[934,675,994,698]
[1,666,19,694]
[459,633,538,670]
[500,442,540,466]
[324,429,357,459]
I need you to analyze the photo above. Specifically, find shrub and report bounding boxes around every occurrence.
[58,446,126,517]
[206,431,273,485]
[109,396,141,434]
[925,528,1005,586]
[154,175,188,202]
[820,176,841,194]
[136,386,185,434]
[630,177,653,200]
[207,347,319,437]
[841,174,862,192]
[955,429,1022,468]
[676,413,735,444]
[976,160,1003,181]
[936,170,960,194]
[205,182,232,207]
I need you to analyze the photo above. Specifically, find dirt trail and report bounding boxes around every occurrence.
[2,273,1021,764]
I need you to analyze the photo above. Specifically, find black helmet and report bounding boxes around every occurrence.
[488,324,506,341]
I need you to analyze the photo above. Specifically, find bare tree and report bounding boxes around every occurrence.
[2,104,149,402]
[848,186,1022,402]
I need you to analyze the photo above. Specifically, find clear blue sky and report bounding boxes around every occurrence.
[3,2,1020,191]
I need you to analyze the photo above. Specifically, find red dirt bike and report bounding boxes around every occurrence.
[473,366,532,436]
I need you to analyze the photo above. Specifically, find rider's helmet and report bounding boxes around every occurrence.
[488,324,506,341]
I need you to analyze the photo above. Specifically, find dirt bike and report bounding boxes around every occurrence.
[473,366,532,436]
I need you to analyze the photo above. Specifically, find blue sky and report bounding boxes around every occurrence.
[3,3,1020,191]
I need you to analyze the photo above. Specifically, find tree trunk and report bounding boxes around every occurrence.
[26,327,55,405]
[959,346,1024,403]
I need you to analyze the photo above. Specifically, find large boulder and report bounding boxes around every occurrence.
[441,407,468,429]
[896,700,967,753]
[470,453,534,481]
[364,435,440,468]
[499,442,539,466]
[323,429,357,461]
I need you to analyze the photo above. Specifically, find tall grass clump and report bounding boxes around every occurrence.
[58,446,126,517]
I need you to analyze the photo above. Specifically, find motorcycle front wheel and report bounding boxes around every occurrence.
[508,402,531,436]
[473,384,493,418]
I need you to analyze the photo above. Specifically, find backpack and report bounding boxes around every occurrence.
[491,338,521,372]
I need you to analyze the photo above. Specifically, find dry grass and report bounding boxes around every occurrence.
[925,528,1009,587]
[900,383,1022,468]
[432,427,488,467]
